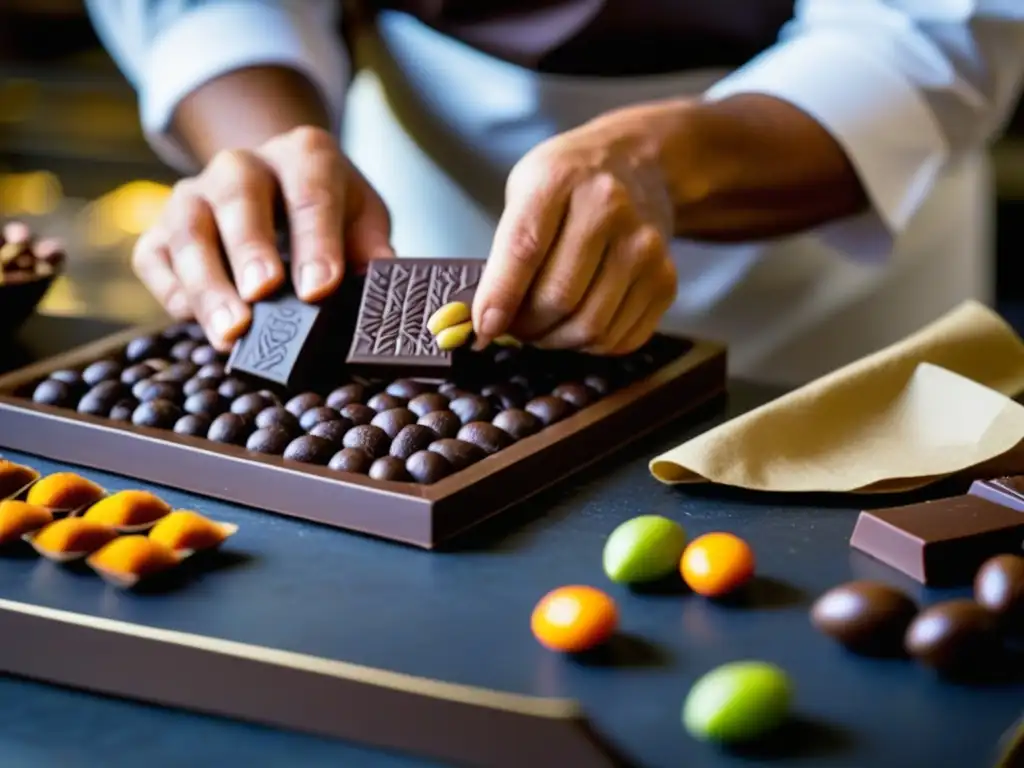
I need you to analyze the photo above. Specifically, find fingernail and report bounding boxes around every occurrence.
[298,261,332,299]
[479,308,508,339]
[208,305,237,339]
[239,261,268,299]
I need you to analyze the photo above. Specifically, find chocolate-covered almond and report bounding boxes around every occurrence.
[77,380,124,416]
[437,381,465,399]
[810,581,918,655]
[231,392,273,419]
[481,383,528,410]
[526,395,574,426]
[371,408,417,439]
[406,450,451,484]
[32,378,73,407]
[217,377,251,400]
[254,406,301,435]
[136,380,181,404]
[328,448,373,474]
[170,339,201,361]
[367,392,406,412]
[904,599,999,676]
[552,382,596,409]
[173,413,211,437]
[428,438,485,471]
[182,376,220,397]
[154,361,198,383]
[387,379,431,399]
[189,344,221,366]
[974,554,1024,631]
[583,374,612,396]
[326,383,365,410]
[299,406,339,431]
[124,335,164,363]
[389,424,436,460]
[183,389,225,417]
[285,392,322,417]
[343,424,390,459]
[407,392,449,417]
[457,422,514,454]
[418,410,461,440]
[108,398,139,422]
[492,409,541,440]
[247,426,293,456]
[339,403,376,427]
[196,362,226,380]
[449,394,493,424]
[283,434,334,465]
[82,359,122,387]
[369,456,411,482]
[308,418,353,448]
[132,399,183,429]
[207,412,251,445]
[120,363,156,387]
[49,369,83,388]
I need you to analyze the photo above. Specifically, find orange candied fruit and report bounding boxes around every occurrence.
[0,460,40,499]
[0,500,53,544]
[530,585,618,653]
[88,535,179,577]
[148,510,232,551]
[680,532,756,598]
[31,517,119,555]
[26,472,105,511]
[83,490,171,528]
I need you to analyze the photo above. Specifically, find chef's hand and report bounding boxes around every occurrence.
[472,114,678,355]
[133,126,393,350]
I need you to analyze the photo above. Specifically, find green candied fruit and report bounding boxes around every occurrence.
[682,661,793,744]
[602,515,687,584]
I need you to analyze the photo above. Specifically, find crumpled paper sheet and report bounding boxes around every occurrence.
[649,300,1024,493]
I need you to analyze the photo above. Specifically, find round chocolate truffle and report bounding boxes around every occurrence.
[481,383,528,410]
[492,408,541,440]
[428,438,485,471]
[369,456,411,482]
[285,392,323,417]
[174,413,211,437]
[246,426,293,455]
[551,382,596,409]
[367,392,406,412]
[108,398,139,422]
[196,362,227,380]
[974,554,1024,630]
[207,412,252,445]
[405,450,452,484]
[418,410,461,440]
[386,379,431,399]
[49,369,83,388]
[82,359,122,387]
[904,599,999,676]
[810,581,918,656]
[448,395,493,425]
[371,408,417,440]
[124,335,164,363]
[231,392,273,419]
[328,448,373,474]
[308,419,353,448]
[457,422,514,454]
[132,398,183,429]
[342,424,390,459]
[170,339,201,361]
[326,383,365,410]
[184,389,226,417]
[32,379,73,407]
[339,403,376,426]
[137,380,182,404]
[389,424,437,460]
[182,376,219,397]
[254,406,301,435]
[217,377,251,400]
[283,434,335,465]
[77,380,124,416]
[189,344,221,366]
[525,395,574,426]
[154,362,198,383]
[299,406,339,432]
[407,393,449,418]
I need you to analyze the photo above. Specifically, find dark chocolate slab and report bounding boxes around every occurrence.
[346,258,484,376]
[850,495,1024,585]
[226,294,327,388]
[970,476,1024,514]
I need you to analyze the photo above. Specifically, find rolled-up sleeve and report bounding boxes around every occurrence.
[705,0,1024,262]
[85,0,349,172]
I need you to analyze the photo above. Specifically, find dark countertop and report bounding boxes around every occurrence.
[0,314,1022,768]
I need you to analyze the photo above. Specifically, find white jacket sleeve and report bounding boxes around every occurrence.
[84,0,349,172]
[705,0,1024,262]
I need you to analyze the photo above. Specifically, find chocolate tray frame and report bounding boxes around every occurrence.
[0,322,726,548]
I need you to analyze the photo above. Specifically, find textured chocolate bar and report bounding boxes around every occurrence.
[970,476,1024,514]
[849,495,1024,586]
[226,295,326,388]
[346,258,484,376]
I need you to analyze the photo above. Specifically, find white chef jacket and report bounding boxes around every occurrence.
[85,0,1024,386]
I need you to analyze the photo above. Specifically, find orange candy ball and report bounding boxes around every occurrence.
[531,585,618,653]
[680,532,756,597]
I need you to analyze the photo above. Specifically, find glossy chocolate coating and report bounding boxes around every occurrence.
[974,554,1024,629]
[124,335,164,363]
[525,395,574,426]
[182,376,219,397]
[285,392,323,417]
[217,377,251,400]
[386,379,432,399]
[183,389,225,417]
[328,448,373,474]
[173,413,211,437]
[81,359,122,387]
[77,380,124,416]
[406,450,452,484]
[299,406,339,432]
[31,378,73,407]
[583,374,612,396]
[120,363,156,387]
[343,424,390,459]
[308,419,353,448]
[131,399,183,429]
[551,382,596,409]
[810,581,918,655]
[904,599,999,676]
[170,339,201,361]
[189,344,221,366]
[136,380,181,404]
[108,398,139,422]
[389,424,436,460]
[154,362,198,383]
[196,362,226,380]
[418,410,461,440]
[231,392,274,419]
[368,456,411,482]
[449,395,493,424]
[407,393,449,418]
[254,406,301,435]
[371,408,417,440]
[492,408,541,440]
[339,403,376,427]
[367,392,406,412]
[207,413,251,445]
[428,438,485,471]
[48,369,83,388]
[457,422,514,454]
[326,384,365,410]
[247,426,293,456]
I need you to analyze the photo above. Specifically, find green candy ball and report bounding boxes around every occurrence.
[602,515,687,584]
[682,661,793,744]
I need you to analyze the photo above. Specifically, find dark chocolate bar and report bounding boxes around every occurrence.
[226,294,327,389]
[970,476,1024,514]
[849,495,1024,586]
[346,258,484,376]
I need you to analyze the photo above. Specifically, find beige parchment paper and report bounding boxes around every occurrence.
[649,300,1024,493]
